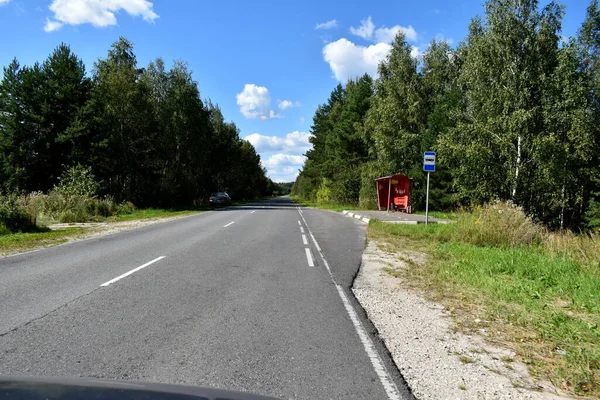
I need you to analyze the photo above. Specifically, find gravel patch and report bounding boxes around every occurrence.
[352,241,571,400]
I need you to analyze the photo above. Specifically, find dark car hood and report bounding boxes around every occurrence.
[0,376,281,400]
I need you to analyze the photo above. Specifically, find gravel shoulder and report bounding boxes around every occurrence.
[352,241,572,400]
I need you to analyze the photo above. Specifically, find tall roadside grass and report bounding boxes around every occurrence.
[369,202,600,396]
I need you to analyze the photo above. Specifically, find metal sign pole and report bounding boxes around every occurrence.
[425,172,430,226]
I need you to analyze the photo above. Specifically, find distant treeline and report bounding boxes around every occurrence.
[0,38,277,207]
[292,0,600,230]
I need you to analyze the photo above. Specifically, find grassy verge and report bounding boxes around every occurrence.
[413,210,459,220]
[0,227,86,256]
[368,204,600,396]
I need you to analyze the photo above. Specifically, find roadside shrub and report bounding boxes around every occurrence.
[22,191,46,225]
[117,201,136,215]
[0,223,10,236]
[0,193,36,233]
[55,165,99,197]
[316,178,332,204]
[41,192,118,222]
[454,201,542,247]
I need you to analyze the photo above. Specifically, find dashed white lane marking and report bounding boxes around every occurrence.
[300,226,305,233]
[223,222,235,228]
[297,207,401,400]
[298,220,302,226]
[305,248,314,267]
[101,256,166,287]
[251,211,256,214]
[302,234,308,245]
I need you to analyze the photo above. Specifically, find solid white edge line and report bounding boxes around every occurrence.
[302,234,308,245]
[305,248,314,267]
[297,209,401,400]
[223,221,235,228]
[300,226,305,234]
[334,284,401,400]
[101,256,166,287]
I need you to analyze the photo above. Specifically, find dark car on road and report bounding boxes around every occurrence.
[209,192,231,207]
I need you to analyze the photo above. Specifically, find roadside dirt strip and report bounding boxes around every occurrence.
[352,241,572,400]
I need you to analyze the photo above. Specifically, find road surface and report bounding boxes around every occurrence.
[0,197,413,400]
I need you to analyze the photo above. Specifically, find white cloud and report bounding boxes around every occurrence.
[315,19,337,30]
[245,131,311,155]
[44,0,158,32]
[410,46,421,59]
[277,100,301,110]
[0,0,12,6]
[323,18,422,81]
[263,154,306,169]
[375,25,417,43]
[236,84,283,120]
[44,18,64,32]
[262,154,306,182]
[323,38,391,82]
[350,16,374,40]
[245,132,312,182]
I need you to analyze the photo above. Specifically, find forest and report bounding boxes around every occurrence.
[292,0,600,231]
[0,37,276,209]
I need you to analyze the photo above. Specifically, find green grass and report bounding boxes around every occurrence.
[0,227,85,255]
[413,210,459,220]
[369,207,600,396]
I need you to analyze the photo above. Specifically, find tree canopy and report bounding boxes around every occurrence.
[0,38,275,206]
[293,0,600,230]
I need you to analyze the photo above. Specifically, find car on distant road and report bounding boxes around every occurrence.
[209,192,231,207]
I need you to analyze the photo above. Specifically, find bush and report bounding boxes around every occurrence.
[0,193,36,233]
[453,201,542,247]
[316,178,333,204]
[117,201,136,215]
[0,223,10,236]
[55,165,99,197]
[42,192,124,223]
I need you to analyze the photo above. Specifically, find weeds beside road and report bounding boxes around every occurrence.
[369,202,600,396]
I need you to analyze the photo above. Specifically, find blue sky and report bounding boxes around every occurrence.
[0,0,591,182]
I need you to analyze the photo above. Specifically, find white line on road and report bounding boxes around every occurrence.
[101,256,166,287]
[223,221,235,228]
[297,209,401,400]
[302,234,308,245]
[251,211,256,214]
[300,226,305,233]
[298,221,302,226]
[305,248,314,267]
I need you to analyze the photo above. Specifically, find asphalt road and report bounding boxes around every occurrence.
[0,197,413,400]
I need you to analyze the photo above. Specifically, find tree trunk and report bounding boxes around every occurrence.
[512,135,521,201]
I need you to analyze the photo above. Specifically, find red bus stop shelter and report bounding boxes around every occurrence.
[375,174,412,213]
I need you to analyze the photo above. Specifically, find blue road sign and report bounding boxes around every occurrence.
[424,151,436,172]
